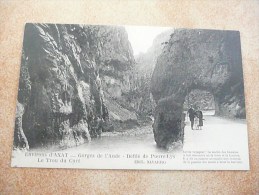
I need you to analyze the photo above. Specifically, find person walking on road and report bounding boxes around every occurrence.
[188,105,196,130]
[196,107,203,130]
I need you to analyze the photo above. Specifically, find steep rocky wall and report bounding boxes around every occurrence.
[151,29,245,148]
[14,23,135,150]
[123,30,173,117]
[135,29,173,74]
[96,26,135,98]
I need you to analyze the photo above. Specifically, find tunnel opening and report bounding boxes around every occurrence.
[183,89,215,116]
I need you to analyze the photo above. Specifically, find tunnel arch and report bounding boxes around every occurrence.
[150,29,245,148]
[183,89,215,113]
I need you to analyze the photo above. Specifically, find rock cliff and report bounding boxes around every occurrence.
[135,30,173,74]
[15,23,135,149]
[151,29,245,148]
[123,30,173,117]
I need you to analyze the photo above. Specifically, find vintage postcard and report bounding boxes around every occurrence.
[11,23,249,170]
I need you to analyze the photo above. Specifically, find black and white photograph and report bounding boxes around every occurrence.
[11,23,249,170]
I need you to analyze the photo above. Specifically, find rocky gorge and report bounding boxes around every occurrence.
[14,23,137,150]
[14,25,246,151]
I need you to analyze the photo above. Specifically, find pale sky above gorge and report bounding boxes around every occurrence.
[124,25,172,56]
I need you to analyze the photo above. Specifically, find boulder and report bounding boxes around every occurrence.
[153,96,184,149]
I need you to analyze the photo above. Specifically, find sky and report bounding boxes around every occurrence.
[124,25,172,56]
